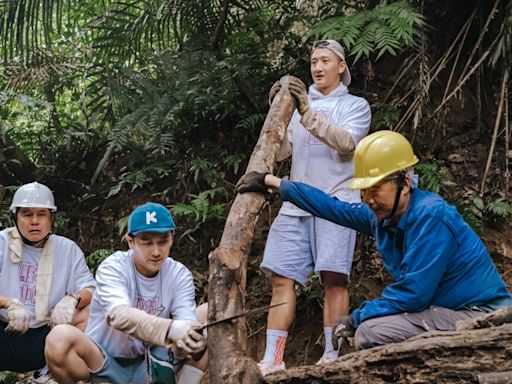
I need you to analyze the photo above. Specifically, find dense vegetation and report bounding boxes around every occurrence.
[0,0,511,377]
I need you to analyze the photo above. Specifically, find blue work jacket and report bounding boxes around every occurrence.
[280,180,512,326]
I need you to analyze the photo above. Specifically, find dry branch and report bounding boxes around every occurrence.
[480,69,508,195]
[207,76,296,384]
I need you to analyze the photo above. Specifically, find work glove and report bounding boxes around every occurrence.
[332,315,355,350]
[50,294,79,327]
[268,80,282,106]
[176,326,207,355]
[167,319,197,343]
[235,171,270,194]
[5,298,30,334]
[288,77,310,116]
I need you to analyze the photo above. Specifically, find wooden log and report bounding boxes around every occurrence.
[478,371,512,384]
[207,76,296,384]
[456,305,512,330]
[263,324,512,384]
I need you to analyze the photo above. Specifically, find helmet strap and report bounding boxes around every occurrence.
[385,172,406,221]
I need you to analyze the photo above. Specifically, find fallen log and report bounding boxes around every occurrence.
[456,305,512,330]
[207,76,296,384]
[478,371,512,384]
[263,323,512,384]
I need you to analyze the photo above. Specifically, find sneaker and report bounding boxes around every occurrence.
[315,354,338,365]
[257,360,286,376]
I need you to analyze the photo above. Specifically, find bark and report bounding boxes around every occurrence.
[456,305,512,330]
[207,76,296,384]
[478,371,512,384]
[263,323,512,384]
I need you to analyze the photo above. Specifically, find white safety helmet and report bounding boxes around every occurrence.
[9,182,57,213]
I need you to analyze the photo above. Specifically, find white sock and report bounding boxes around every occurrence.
[262,329,288,366]
[178,365,204,384]
[322,327,338,359]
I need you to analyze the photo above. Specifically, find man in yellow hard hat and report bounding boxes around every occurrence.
[237,130,512,351]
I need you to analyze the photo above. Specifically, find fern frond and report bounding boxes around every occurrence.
[308,1,426,62]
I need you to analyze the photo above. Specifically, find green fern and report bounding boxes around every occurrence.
[415,161,455,194]
[486,198,512,218]
[172,187,227,240]
[308,1,426,62]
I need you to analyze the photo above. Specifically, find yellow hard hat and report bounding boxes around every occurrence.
[348,130,419,190]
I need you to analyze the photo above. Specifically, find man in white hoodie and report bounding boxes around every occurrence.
[258,40,371,374]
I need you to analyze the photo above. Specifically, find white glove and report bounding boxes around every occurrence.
[167,319,197,342]
[5,299,30,334]
[50,295,78,327]
[176,326,207,355]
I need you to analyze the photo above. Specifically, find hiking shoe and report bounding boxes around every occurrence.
[315,354,338,365]
[257,360,286,376]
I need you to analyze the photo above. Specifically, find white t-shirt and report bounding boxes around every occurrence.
[281,82,371,216]
[0,230,96,328]
[86,250,197,358]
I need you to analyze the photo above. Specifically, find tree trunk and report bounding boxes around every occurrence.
[0,134,39,184]
[263,322,512,384]
[207,76,296,384]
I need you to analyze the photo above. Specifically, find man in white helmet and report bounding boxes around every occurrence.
[0,182,96,381]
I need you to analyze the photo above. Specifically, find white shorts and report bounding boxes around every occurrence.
[261,213,356,286]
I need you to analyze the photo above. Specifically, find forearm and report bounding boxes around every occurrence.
[300,110,355,154]
[108,305,173,348]
[264,174,282,193]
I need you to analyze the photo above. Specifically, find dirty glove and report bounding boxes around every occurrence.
[167,319,197,343]
[50,294,79,327]
[176,326,207,355]
[268,80,282,106]
[5,299,30,334]
[288,77,310,116]
[332,315,355,350]
[235,171,270,194]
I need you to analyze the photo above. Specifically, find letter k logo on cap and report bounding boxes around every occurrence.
[146,211,158,225]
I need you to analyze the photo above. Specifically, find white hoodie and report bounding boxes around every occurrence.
[280,82,371,216]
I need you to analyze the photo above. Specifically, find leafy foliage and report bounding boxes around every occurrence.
[172,187,227,240]
[371,102,400,130]
[86,248,113,274]
[415,161,456,194]
[308,1,426,62]
[457,194,512,234]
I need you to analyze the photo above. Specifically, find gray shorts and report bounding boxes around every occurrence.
[261,214,356,286]
[90,345,183,384]
[354,305,490,350]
